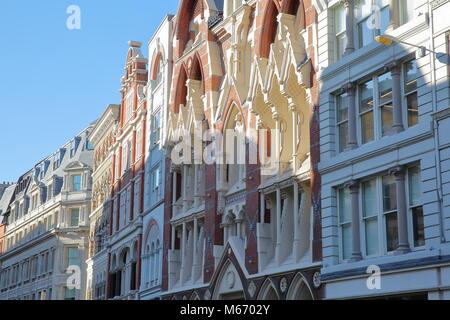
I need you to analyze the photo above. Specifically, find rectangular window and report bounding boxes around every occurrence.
[338,187,352,260]
[152,166,161,192]
[378,72,393,136]
[335,4,347,60]
[359,79,375,144]
[64,287,76,300]
[86,139,94,150]
[356,0,390,49]
[67,248,79,267]
[404,60,419,127]
[408,166,424,247]
[362,179,379,256]
[151,111,162,147]
[125,91,134,122]
[47,184,53,201]
[400,0,415,25]
[336,93,349,152]
[382,175,398,252]
[72,175,82,191]
[70,208,80,227]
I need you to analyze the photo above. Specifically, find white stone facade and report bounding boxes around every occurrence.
[140,14,174,300]
[317,0,450,299]
[0,125,94,300]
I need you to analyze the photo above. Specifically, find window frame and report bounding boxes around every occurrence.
[335,92,349,153]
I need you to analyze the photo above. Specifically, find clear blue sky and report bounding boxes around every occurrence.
[0,0,178,183]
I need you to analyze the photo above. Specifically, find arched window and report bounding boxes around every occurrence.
[151,55,164,90]
[143,222,161,288]
[260,1,280,58]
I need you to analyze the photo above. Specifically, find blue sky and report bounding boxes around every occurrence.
[0,0,178,182]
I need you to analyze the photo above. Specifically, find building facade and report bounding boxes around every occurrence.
[317,0,450,299]
[162,0,324,300]
[106,41,148,300]
[86,104,120,300]
[0,125,94,300]
[140,14,174,300]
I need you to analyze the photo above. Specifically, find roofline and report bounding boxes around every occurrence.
[147,14,176,47]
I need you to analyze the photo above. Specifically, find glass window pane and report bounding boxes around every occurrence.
[337,33,347,59]
[359,80,374,112]
[412,206,425,247]
[337,93,348,122]
[342,224,352,260]
[339,122,348,152]
[381,104,393,136]
[339,188,352,223]
[404,60,418,93]
[365,217,379,256]
[356,0,372,19]
[336,5,346,33]
[379,6,390,35]
[386,212,399,252]
[358,19,373,48]
[64,288,76,300]
[409,166,422,206]
[70,209,80,227]
[382,175,397,212]
[401,0,415,24]
[407,93,419,127]
[362,180,377,217]
[72,175,81,191]
[68,248,79,267]
[378,73,393,104]
[361,111,375,144]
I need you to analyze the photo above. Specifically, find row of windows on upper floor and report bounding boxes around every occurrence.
[6,208,82,251]
[115,110,161,178]
[333,0,416,62]
[337,164,423,261]
[9,174,85,224]
[0,247,80,298]
[0,248,55,291]
[35,138,93,180]
[7,288,53,301]
[335,58,419,153]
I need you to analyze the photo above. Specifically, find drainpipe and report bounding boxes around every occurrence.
[428,3,446,243]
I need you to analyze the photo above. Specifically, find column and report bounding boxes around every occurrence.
[343,82,358,150]
[172,170,177,205]
[192,218,199,282]
[293,182,301,262]
[180,222,187,284]
[182,166,189,211]
[260,193,266,223]
[275,187,282,266]
[342,0,355,56]
[171,225,176,250]
[387,61,404,133]
[388,0,399,30]
[289,103,299,171]
[194,164,201,207]
[390,166,411,254]
[345,180,362,261]
[272,112,281,174]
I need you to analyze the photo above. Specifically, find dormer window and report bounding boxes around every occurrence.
[70,137,81,157]
[53,149,65,170]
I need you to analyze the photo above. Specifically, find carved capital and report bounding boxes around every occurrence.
[344,180,360,192]
[389,165,406,179]
[340,0,353,8]
[384,60,402,74]
[341,81,357,94]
